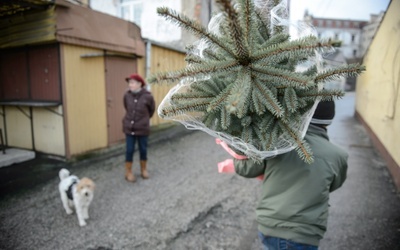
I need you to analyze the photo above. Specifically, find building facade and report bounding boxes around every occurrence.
[90,0,215,50]
[304,11,368,59]
[355,0,400,191]
[0,0,145,158]
[0,0,186,160]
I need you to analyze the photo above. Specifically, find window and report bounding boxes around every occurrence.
[120,0,143,26]
[353,50,357,57]
[334,33,339,40]
[351,34,355,43]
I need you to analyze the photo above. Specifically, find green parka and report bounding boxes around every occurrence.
[234,124,348,246]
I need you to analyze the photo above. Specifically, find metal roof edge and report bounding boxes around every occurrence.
[143,38,186,54]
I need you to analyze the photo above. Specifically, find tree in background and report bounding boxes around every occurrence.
[149,0,365,163]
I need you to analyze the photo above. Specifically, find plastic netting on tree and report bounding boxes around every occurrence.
[150,0,365,163]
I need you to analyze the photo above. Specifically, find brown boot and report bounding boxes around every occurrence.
[140,160,149,179]
[125,162,136,182]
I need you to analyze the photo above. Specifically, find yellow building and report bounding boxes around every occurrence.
[355,0,400,190]
[0,0,185,160]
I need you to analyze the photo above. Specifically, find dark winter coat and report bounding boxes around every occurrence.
[122,88,155,136]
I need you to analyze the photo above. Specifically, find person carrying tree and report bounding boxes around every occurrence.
[234,100,348,249]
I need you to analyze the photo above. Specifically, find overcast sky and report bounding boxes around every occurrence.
[290,0,391,21]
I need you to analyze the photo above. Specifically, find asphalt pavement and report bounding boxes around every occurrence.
[0,122,192,199]
[0,91,399,250]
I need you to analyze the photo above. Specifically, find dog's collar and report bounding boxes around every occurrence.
[66,178,78,201]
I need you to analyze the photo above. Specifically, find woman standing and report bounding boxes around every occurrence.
[122,74,155,182]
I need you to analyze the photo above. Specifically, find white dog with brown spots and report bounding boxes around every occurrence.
[58,168,95,227]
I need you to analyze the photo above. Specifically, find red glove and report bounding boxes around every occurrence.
[216,138,263,180]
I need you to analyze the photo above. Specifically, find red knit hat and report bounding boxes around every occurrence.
[125,74,146,87]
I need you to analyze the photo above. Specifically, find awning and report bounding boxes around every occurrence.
[0,0,145,56]
[0,0,54,18]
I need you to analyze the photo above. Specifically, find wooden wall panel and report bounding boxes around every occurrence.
[147,44,186,126]
[62,44,108,156]
[4,106,32,149]
[104,56,137,145]
[29,45,61,101]
[0,50,29,100]
[32,106,65,156]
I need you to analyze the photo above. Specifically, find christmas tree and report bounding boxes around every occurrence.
[148,0,365,163]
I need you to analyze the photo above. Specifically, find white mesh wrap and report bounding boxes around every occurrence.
[157,0,332,161]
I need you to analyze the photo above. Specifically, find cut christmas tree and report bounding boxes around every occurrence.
[148,0,365,163]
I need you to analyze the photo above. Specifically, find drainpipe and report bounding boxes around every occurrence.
[208,0,212,22]
[145,40,152,91]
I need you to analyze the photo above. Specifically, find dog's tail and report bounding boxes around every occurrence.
[59,168,70,180]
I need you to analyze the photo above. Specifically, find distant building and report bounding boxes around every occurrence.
[303,10,387,90]
[303,11,368,59]
[90,0,216,50]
